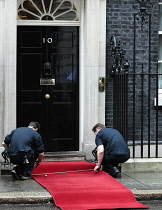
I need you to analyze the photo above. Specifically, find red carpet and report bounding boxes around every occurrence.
[32,161,148,210]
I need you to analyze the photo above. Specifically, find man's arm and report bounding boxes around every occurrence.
[35,152,44,167]
[2,142,9,151]
[94,145,104,172]
[2,132,13,151]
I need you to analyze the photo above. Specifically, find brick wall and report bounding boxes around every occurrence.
[106,0,161,147]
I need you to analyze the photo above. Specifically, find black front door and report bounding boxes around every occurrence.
[17,26,79,152]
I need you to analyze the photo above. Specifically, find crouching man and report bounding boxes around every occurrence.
[92,123,130,177]
[2,121,44,180]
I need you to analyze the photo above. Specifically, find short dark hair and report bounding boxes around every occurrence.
[92,123,106,132]
[29,121,40,130]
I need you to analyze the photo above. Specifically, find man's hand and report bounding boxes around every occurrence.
[94,165,101,172]
[94,145,104,173]
[2,142,9,151]
[34,160,40,167]
[34,152,44,167]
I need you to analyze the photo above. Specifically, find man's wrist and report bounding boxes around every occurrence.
[97,164,101,168]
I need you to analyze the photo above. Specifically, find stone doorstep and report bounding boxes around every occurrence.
[0,152,86,175]
[43,151,86,161]
[121,158,162,172]
[0,164,13,175]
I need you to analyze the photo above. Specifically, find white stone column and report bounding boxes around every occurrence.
[0,0,5,159]
[81,0,106,159]
[98,0,106,123]
[4,0,17,134]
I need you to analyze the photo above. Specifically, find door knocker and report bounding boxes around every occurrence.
[44,62,51,75]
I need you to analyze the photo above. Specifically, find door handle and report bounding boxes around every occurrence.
[45,94,50,99]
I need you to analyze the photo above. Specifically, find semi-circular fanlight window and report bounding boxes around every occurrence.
[18,0,78,21]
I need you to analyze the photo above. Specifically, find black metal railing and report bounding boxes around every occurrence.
[112,67,162,158]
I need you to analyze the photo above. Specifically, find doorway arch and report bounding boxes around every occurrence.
[17,0,79,21]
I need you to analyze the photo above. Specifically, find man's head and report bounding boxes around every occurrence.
[28,121,40,131]
[92,123,106,135]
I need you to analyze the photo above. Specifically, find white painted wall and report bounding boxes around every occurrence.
[0,0,5,161]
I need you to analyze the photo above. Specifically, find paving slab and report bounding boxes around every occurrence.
[0,175,52,204]
[119,172,162,190]
[0,171,162,203]
[117,172,162,201]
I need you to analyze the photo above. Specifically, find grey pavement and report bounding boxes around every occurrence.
[0,169,162,205]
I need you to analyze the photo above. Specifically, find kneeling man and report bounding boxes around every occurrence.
[92,123,130,177]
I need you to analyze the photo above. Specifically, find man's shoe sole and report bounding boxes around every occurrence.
[21,176,31,180]
[11,170,20,180]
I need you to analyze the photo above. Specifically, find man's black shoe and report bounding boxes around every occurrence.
[103,165,121,178]
[111,166,120,178]
[21,172,31,180]
[11,169,20,180]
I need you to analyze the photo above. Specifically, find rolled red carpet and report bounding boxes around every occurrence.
[32,161,148,210]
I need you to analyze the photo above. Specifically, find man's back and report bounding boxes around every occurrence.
[95,128,130,156]
[5,127,41,155]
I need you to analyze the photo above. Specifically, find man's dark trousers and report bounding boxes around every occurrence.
[9,150,38,177]
[102,154,130,174]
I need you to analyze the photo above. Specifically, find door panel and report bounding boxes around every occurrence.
[17,26,79,152]
[21,53,42,90]
[20,31,43,48]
